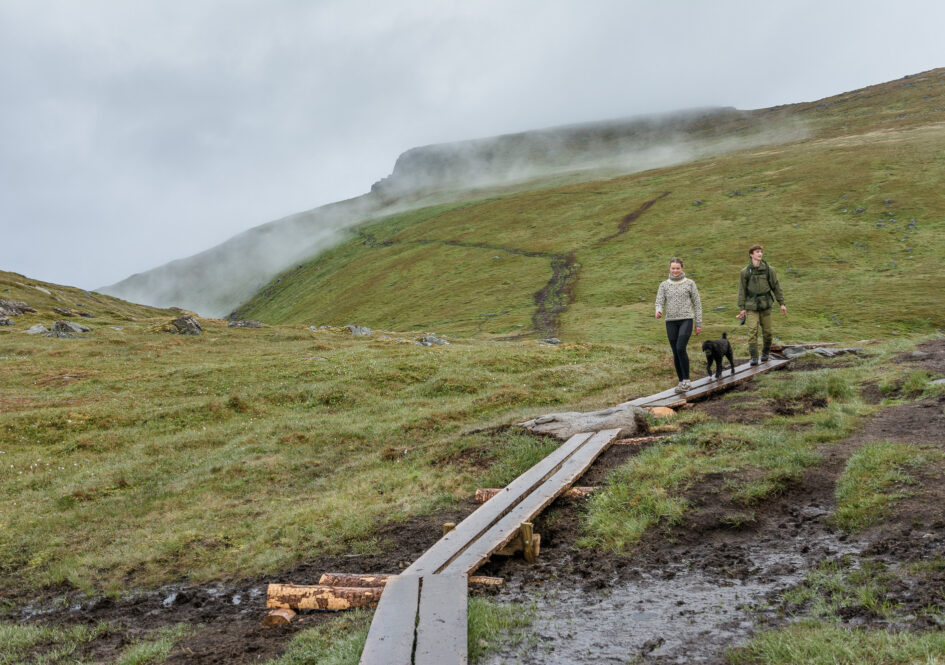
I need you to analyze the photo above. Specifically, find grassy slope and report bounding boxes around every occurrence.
[236,68,945,348]
[4,71,945,664]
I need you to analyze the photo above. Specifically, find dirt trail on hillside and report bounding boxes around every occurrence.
[8,340,945,664]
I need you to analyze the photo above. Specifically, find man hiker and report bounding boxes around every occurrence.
[737,244,786,365]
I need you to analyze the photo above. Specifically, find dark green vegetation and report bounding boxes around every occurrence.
[4,70,945,664]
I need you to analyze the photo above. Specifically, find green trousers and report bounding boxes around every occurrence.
[746,308,773,356]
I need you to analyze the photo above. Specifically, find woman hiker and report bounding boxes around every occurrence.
[737,244,786,365]
[655,257,702,393]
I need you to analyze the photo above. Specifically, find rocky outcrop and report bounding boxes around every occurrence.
[228,320,263,328]
[152,315,203,335]
[0,299,37,317]
[519,403,647,441]
[0,316,13,326]
[170,315,203,335]
[45,320,91,338]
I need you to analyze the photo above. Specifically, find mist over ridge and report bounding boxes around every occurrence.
[99,105,807,317]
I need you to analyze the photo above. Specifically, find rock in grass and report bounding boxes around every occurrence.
[539,338,562,345]
[151,315,203,335]
[53,307,75,316]
[172,315,203,335]
[0,316,13,326]
[0,298,37,316]
[24,324,48,334]
[346,324,372,336]
[419,334,449,346]
[519,403,647,440]
[45,320,90,338]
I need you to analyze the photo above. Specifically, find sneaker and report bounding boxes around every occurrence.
[682,379,691,390]
[673,382,687,394]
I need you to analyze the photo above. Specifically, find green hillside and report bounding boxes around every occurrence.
[4,70,945,664]
[235,68,945,348]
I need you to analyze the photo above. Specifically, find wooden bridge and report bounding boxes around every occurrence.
[268,355,792,664]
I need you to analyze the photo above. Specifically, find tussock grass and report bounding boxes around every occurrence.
[834,441,938,532]
[726,622,945,665]
[0,622,189,665]
[1,308,663,593]
[467,597,536,663]
[263,611,371,665]
[780,558,900,621]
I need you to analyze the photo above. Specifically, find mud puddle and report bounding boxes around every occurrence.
[483,503,864,664]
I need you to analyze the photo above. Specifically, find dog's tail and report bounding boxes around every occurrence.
[722,332,728,339]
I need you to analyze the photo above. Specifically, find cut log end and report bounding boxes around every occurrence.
[261,608,296,626]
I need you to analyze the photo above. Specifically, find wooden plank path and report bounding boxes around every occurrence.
[356,355,792,663]
[405,429,619,576]
[627,356,791,409]
[359,429,620,664]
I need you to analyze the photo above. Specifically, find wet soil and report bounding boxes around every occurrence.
[7,339,945,663]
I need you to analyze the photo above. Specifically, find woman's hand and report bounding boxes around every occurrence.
[655,311,663,319]
[695,326,702,334]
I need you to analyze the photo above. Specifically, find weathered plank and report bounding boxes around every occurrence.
[405,431,595,575]
[358,574,420,665]
[632,357,790,408]
[475,486,596,503]
[318,572,504,588]
[441,429,621,575]
[414,574,468,665]
[682,357,790,400]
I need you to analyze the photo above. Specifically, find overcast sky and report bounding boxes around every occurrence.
[2,0,943,290]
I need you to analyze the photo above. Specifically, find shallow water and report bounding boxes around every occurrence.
[484,509,864,664]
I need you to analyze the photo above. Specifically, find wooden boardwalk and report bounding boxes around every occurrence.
[354,356,792,663]
[627,356,790,409]
[359,429,620,664]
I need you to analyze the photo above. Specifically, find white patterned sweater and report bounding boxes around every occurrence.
[654,275,703,326]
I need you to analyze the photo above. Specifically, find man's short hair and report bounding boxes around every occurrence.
[748,244,763,255]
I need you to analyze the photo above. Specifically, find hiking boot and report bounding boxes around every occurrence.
[761,344,771,362]
[750,357,759,366]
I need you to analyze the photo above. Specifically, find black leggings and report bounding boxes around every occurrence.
[665,319,693,381]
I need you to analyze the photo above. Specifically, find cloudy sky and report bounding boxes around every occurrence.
[2,0,943,290]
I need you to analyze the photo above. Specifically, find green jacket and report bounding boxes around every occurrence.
[738,260,785,311]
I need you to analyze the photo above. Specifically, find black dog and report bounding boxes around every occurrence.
[702,332,735,379]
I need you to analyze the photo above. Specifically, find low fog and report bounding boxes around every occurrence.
[102,107,807,316]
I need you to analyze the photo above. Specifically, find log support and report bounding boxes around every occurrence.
[495,522,541,562]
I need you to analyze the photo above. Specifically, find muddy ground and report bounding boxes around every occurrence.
[7,340,945,663]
